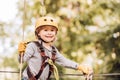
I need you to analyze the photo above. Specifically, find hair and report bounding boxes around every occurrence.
[35,26,45,34]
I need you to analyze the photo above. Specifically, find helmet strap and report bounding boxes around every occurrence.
[38,37,50,43]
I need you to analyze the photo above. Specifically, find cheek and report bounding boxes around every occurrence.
[38,31,43,36]
[53,31,57,35]
[53,32,56,35]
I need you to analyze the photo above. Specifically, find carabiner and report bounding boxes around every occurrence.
[85,73,93,80]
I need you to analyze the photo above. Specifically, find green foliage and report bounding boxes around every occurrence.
[16,0,120,74]
[1,0,120,79]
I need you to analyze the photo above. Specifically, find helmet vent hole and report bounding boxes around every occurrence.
[51,19,53,22]
[44,19,47,21]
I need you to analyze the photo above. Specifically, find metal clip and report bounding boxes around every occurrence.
[85,73,93,80]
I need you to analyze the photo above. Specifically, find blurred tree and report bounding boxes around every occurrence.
[0,0,118,80]
[16,0,120,74]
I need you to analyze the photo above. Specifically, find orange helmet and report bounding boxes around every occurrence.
[35,16,58,42]
[35,16,58,30]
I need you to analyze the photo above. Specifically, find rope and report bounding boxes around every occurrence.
[0,71,19,73]
[40,0,44,5]
[1,71,120,76]
[94,73,120,76]
[1,71,120,80]
[48,59,59,80]
[19,53,24,80]
[19,0,26,80]
[40,0,46,16]
[59,73,120,76]
[22,0,26,41]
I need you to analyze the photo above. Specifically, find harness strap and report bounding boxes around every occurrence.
[35,62,48,79]
[27,67,36,80]
[51,46,56,62]
[27,41,57,80]
[35,52,49,79]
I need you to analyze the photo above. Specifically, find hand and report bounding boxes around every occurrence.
[18,41,27,54]
[77,64,93,75]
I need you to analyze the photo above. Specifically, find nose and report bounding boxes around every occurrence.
[47,30,52,35]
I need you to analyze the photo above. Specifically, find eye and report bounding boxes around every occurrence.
[51,19,53,22]
[51,29,54,31]
[44,29,48,31]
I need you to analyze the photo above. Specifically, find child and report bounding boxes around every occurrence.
[18,16,93,80]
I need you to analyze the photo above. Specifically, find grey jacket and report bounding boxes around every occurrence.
[22,41,79,80]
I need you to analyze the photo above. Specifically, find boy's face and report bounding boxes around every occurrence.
[38,26,57,43]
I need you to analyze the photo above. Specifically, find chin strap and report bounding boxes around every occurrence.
[38,36,50,43]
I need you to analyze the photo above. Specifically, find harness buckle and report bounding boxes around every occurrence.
[48,59,54,65]
[85,73,93,80]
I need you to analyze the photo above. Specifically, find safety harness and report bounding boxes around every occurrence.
[27,41,57,80]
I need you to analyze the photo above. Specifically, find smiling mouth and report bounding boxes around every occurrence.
[45,36,53,38]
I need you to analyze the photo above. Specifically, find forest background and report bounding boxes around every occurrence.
[0,0,120,80]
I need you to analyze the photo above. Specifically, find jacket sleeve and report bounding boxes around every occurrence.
[55,49,79,70]
[23,42,35,62]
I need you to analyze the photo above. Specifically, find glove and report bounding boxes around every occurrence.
[77,65,93,75]
[18,42,27,54]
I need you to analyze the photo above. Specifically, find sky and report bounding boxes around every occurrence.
[0,0,18,22]
[0,0,18,57]
[0,0,34,57]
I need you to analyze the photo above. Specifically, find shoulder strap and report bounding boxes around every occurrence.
[33,41,56,61]
[27,41,57,80]
[34,41,57,79]
[51,46,56,62]
[33,41,49,60]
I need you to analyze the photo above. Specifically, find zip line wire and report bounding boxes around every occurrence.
[1,71,120,76]
[1,71,120,80]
